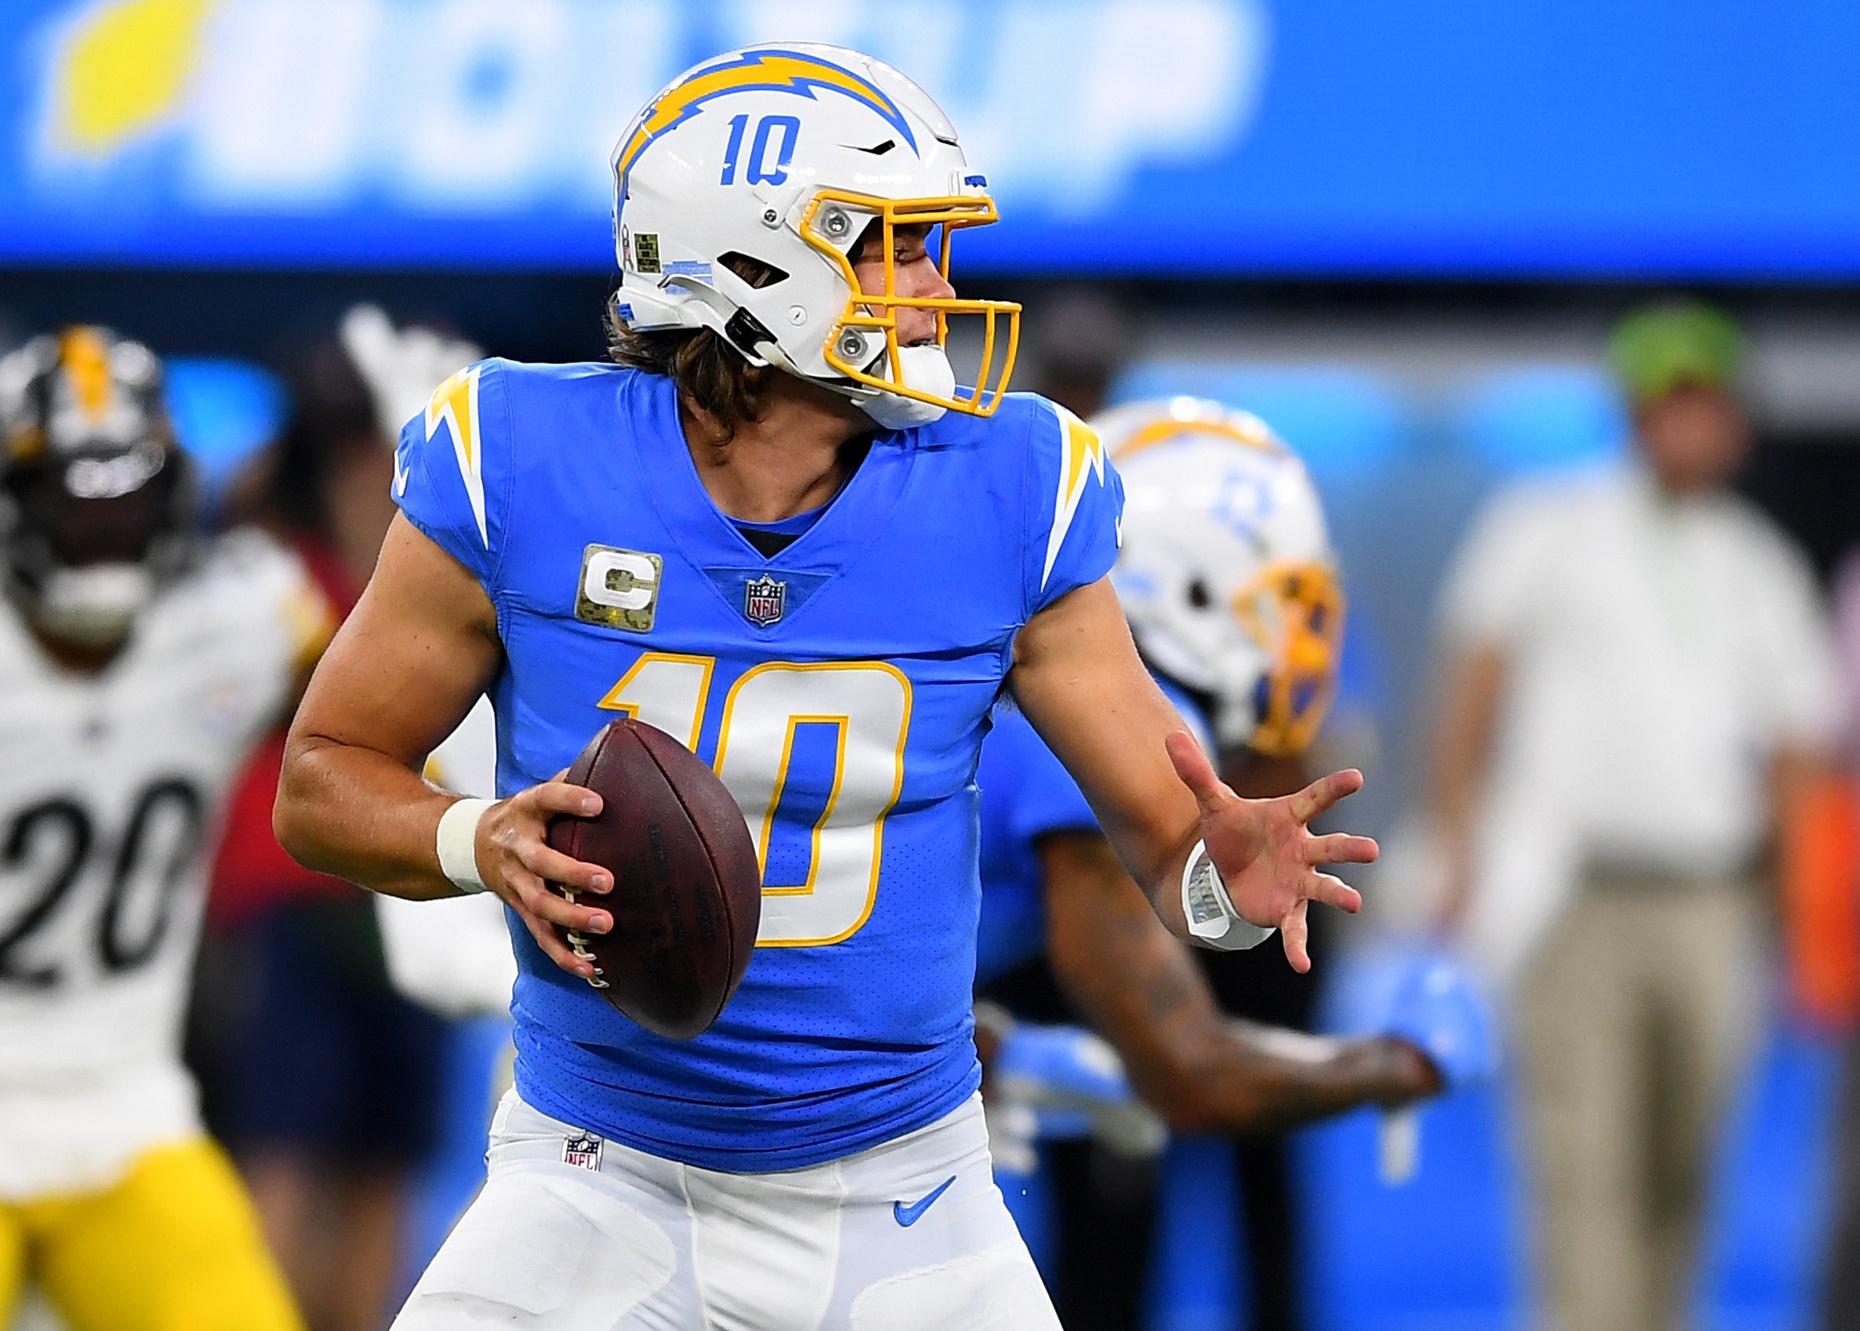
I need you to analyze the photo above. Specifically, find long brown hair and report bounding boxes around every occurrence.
[605,250,805,438]
[606,316,774,438]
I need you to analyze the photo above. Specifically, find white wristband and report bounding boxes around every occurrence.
[436,798,493,894]
[1180,839,1276,951]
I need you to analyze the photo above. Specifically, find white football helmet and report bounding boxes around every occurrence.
[610,44,1019,428]
[1098,397,1344,755]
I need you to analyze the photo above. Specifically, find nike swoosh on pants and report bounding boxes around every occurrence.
[892,1175,957,1227]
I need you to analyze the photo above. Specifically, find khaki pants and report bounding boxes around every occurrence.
[1515,872,1761,1331]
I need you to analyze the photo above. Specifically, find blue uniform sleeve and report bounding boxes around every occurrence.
[993,706,1099,844]
[974,705,1100,988]
[392,358,513,591]
[1022,396,1125,617]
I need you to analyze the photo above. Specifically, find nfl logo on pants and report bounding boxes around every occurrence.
[744,574,786,626]
[562,1133,603,1171]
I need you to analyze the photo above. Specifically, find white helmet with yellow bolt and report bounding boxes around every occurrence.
[1096,396,1344,754]
[610,43,1020,429]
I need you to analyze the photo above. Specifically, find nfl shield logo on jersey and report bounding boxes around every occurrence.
[743,574,787,626]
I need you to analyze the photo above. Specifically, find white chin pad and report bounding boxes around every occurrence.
[858,345,956,430]
[36,564,152,647]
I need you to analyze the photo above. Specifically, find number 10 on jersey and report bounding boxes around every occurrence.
[598,655,911,947]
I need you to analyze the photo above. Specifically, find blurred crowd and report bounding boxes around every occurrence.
[5,288,1860,1331]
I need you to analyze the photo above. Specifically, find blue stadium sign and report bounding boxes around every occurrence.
[2,0,1857,278]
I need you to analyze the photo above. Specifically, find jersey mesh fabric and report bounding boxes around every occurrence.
[395,361,1122,1170]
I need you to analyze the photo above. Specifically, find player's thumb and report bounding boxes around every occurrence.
[1165,731,1225,810]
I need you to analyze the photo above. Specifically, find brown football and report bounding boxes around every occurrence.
[545,718,761,1040]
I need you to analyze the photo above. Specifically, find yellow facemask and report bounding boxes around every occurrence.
[1232,559,1345,758]
[801,189,1020,418]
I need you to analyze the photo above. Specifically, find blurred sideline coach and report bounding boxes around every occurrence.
[1427,302,1840,1331]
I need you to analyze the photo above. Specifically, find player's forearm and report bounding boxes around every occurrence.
[271,517,507,901]
[1057,909,1435,1133]
[274,733,463,901]
[1011,580,1208,935]
[1059,722,1204,933]
[1175,1025,1440,1135]
[1095,815,1200,936]
[1054,918,1233,1128]
[1047,831,1433,1132]
[1046,833,1275,1128]
[1051,861,1218,1079]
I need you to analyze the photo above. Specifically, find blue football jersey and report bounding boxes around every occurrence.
[395,360,1122,1171]
[974,680,1212,989]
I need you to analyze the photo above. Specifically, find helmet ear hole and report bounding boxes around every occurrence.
[1186,577,1213,610]
[717,252,789,290]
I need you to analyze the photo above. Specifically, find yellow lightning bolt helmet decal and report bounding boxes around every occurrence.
[613,48,917,186]
[424,365,486,548]
[1042,404,1109,591]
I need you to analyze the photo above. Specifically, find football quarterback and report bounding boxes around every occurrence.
[0,328,318,1331]
[277,44,1376,1331]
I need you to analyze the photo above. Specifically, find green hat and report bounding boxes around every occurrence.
[1609,300,1745,403]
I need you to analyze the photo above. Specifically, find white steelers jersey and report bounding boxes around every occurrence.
[0,529,327,1198]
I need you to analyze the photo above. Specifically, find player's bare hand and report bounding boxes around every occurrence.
[473,782,613,979]
[1165,731,1377,973]
[1373,1036,1448,1108]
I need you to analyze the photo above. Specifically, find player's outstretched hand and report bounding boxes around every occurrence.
[473,780,614,980]
[1165,731,1377,974]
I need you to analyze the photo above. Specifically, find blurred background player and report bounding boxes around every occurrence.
[974,396,1454,1329]
[1005,293,1361,1331]
[194,307,478,1331]
[0,327,315,1331]
[1424,300,1840,1331]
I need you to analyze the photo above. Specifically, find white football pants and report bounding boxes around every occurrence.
[392,1089,1060,1331]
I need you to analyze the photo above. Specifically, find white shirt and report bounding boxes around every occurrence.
[1443,459,1837,884]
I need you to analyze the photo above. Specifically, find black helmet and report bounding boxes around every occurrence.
[0,327,196,647]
